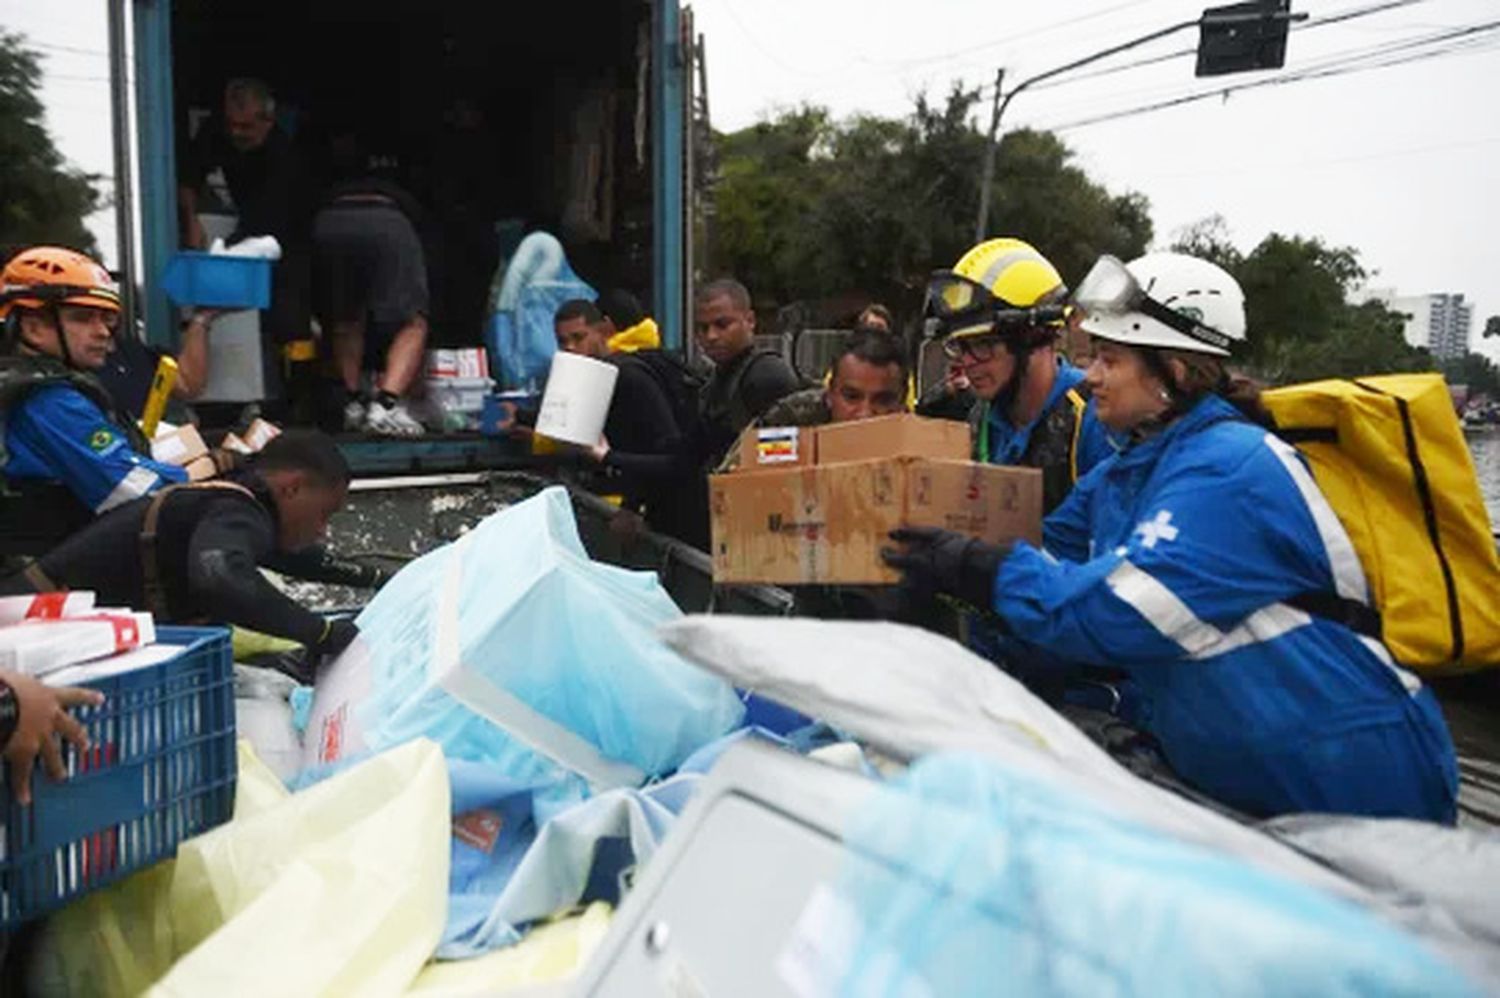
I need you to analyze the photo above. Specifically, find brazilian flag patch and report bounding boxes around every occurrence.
[89,427,116,452]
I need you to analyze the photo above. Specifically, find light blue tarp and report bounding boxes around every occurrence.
[349,486,745,814]
[485,231,594,390]
[827,753,1476,998]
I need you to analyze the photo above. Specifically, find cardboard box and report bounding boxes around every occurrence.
[242,417,281,451]
[184,455,218,481]
[150,423,209,466]
[710,457,1041,585]
[736,425,817,471]
[814,413,971,465]
[425,348,490,380]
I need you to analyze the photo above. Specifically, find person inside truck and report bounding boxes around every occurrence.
[0,247,188,541]
[0,667,104,805]
[0,430,379,667]
[695,278,800,467]
[177,77,314,409]
[553,298,709,548]
[313,135,431,437]
[884,251,1459,823]
[919,237,1114,516]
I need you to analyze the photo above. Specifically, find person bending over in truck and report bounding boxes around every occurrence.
[695,278,800,467]
[0,431,379,666]
[0,668,104,805]
[554,297,710,548]
[0,247,190,554]
[885,252,1458,823]
[312,166,431,437]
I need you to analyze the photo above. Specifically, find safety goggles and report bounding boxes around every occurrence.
[1073,255,1233,352]
[941,334,1005,362]
[924,270,1068,342]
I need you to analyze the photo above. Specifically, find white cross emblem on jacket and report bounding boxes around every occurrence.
[1135,510,1179,549]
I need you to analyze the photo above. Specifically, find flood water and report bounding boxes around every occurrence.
[1448,429,1500,827]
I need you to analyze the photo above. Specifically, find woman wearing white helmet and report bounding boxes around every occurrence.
[886,252,1458,822]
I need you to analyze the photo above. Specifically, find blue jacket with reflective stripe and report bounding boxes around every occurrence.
[994,394,1458,821]
[5,384,187,514]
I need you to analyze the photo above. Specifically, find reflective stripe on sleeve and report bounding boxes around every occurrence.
[1106,560,1315,661]
[1263,435,1369,605]
[95,464,160,513]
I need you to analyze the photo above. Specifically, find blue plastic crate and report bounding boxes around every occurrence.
[0,626,236,928]
[160,251,273,310]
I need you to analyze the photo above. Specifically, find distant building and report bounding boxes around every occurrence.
[1356,288,1472,361]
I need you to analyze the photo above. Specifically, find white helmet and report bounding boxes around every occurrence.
[1075,252,1246,357]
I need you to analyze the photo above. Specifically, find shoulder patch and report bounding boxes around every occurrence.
[89,427,117,452]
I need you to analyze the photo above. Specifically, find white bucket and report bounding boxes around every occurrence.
[534,351,619,446]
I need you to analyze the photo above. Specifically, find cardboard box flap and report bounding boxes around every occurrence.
[814,413,970,465]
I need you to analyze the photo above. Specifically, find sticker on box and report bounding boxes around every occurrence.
[756,426,801,465]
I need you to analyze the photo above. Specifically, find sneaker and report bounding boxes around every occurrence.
[365,398,426,437]
[343,399,367,432]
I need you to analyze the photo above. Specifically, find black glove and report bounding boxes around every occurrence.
[881,526,1008,610]
[314,618,360,660]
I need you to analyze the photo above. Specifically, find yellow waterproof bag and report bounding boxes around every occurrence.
[1263,373,1500,674]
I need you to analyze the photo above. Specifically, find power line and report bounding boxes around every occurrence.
[865,0,1158,71]
[1006,0,1434,97]
[1040,19,1500,132]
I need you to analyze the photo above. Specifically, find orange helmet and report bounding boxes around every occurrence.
[0,246,120,320]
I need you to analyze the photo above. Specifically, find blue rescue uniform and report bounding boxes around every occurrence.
[994,394,1458,821]
[5,384,187,514]
[980,362,1115,478]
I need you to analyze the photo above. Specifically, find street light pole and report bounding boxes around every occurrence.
[973,5,1304,241]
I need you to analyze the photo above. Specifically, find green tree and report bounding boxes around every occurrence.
[0,31,102,255]
[710,89,1152,316]
[1171,219,1428,383]
[1441,352,1500,399]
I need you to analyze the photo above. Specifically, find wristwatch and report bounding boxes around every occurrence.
[0,679,19,752]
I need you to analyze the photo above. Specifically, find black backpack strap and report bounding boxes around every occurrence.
[1285,590,1383,640]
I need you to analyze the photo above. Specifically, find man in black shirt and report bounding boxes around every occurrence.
[0,430,376,659]
[694,278,799,465]
[554,299,708,547]
[177,78,313,406]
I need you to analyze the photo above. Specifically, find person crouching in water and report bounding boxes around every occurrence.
[885,251,1458,822]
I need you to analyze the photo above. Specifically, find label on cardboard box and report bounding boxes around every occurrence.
[710,457,1041,585]
[756,426,802,464]
[735,424,815,472]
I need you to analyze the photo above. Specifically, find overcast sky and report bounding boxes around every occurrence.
[6,0,1497,360]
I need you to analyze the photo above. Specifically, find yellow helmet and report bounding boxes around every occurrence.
[927,237,1067,340]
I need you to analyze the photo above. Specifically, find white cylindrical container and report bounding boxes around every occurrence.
[534,351,620,446]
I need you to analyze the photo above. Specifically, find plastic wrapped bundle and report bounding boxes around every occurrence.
[309,486,744,812]
[823,754,1475,998]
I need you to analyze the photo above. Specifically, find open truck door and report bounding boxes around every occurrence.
[112,0,695,464]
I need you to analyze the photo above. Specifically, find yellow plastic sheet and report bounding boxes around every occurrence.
[36,739,451,997]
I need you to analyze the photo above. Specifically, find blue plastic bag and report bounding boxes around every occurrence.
[349,486,745,811]
[485,231,594,390]
[819,754,1474,997]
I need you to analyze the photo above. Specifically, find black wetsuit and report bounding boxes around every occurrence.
[0,471,372,647]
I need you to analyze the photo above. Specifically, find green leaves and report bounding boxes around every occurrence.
[0,31,103,256]
[708,89,1152,317]
[1171,217,1431,383]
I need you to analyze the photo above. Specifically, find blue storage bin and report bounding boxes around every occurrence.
[160,252,273,310]
[0,626,236,928]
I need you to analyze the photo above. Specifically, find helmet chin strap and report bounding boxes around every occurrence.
[49,304,79,369]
